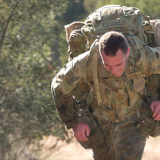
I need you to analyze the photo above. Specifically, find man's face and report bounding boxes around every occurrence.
[101,48,130,77]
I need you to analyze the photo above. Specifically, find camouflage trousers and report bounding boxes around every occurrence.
[91,120,146,160]
[78,119,147,160]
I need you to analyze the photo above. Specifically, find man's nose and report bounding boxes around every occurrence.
[111,66,117,74]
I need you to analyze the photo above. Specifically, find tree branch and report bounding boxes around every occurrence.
[0,0,21,52]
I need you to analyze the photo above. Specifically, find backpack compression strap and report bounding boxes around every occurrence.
[92,51,102,104]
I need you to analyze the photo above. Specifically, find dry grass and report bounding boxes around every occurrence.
[37,136,160,160]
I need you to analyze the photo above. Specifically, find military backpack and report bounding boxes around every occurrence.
[65,5,160,60]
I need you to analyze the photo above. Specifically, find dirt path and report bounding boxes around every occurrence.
[44,136,160,160]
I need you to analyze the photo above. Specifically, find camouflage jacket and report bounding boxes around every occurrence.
[51,37,160,130]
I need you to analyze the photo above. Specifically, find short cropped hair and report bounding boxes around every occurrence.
[99,31,129,56]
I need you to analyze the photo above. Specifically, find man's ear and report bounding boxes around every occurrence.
[126,47,130,58]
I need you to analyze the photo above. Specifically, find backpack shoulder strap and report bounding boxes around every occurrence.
[91,41,102,104]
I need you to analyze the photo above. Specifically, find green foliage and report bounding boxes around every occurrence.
[61,0,87,23]
[83,0,98,14]
[56,0,87,24]
[56,0,88,64]
[0,0,76,159]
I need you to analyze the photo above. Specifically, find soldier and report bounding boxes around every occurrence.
[51,31,160,160]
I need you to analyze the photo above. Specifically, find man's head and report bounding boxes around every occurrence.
[99,31,130,77]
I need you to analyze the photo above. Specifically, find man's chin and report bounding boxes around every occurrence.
[112,72,123,77]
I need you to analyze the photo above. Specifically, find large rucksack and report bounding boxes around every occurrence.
[64,5,160,139]
[65,5,160,60]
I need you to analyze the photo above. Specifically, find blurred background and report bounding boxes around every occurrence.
[0,0,160,159]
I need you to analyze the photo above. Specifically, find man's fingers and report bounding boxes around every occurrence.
[75,132,83,141]
[76,127,90,141]
[152,106,160,119]
[150,101,155,112]
[80,126,90,141]
[81,132,88,141]
[154,110,160,120]
[78,131,89,141]
[85,126,90,138]
[78,133,85,141]
[72,122,90,141]
[149,101,160,120]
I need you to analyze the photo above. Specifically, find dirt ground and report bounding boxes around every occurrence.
[40,136,160,160]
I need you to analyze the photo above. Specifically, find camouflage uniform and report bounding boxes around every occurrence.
[51,37,160,160]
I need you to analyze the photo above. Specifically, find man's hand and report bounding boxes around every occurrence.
[150,100,160,120]
[72,122,90,141]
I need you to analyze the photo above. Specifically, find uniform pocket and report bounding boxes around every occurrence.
[149,121,160,137]
[133,78,145,93]
[125,81,139,107]
[77,139,92,149]
[137,115,156,136]
[77,126,105,149]
[99,78,119,108]
[89,126,105,148]
[148,107,160,137]
[137,106,160,137]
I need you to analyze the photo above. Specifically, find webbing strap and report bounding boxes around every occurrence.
[126,71,147,80]
[92,52,102,104]
[131,36,142,50]
[101,76,126,82]
[140,25,148,45]
[136,109,141,119]
[132,36,147,73]
[126,71,141,79]
[127,36,147,73]
[99,79,119,93]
